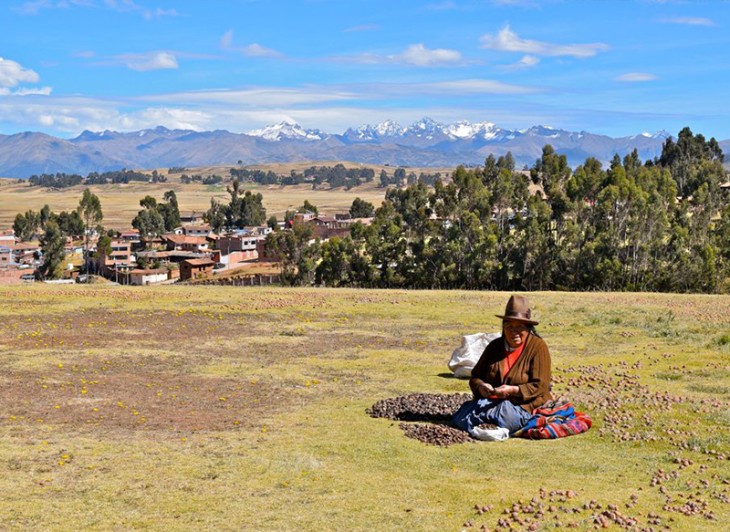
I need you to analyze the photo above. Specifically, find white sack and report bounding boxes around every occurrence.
[447,332,501,378]
[469,425,510,441]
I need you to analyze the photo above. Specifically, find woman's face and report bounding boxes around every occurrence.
[503,319,529,348]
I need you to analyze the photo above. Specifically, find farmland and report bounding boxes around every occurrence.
[0,169,393,230]
[0,286,728,530]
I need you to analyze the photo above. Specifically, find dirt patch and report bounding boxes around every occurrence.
[0,355,287,434]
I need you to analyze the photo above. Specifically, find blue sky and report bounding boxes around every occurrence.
[1,0,729,139]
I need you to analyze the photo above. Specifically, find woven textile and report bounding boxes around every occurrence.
[513,399,592,439]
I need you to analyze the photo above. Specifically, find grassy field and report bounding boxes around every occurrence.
[0,161,455,230]
[0,286,728,530]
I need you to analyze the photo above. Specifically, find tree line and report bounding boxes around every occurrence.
[227,164,443,190]
[25,164,445,191]
[27,169,160,188]
[266,128,730,293]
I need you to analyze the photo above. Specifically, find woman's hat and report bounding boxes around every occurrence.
[496,295,539,325]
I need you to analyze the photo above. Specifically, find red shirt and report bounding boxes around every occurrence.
[503,341,526,377]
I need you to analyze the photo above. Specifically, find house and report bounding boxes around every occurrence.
[217,234,261,253]
[0,246,12,267]
[244,225,273,237]
[308,216,354,239]
[11,242,41,266]
[180,258,215,281]
[293,212,316,225]
[0,230,15,247]
[182,224,211,237]
[119,229,141,244]
[63,236,83,255]
[136,249,209,265]
[180,211,205,225]
[129,268,169,286]
[161,234,209,253]
[256,239,274,262]
[215,233,265,267]
[97,240,136,277]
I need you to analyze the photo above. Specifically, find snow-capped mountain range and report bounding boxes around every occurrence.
[0,117,719,179]
[248,120,327,142]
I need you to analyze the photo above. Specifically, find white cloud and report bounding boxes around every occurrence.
[505,54,540,70]
[0,57,41,87]
[122,52,179,72]
[220,30,283,58]
[242,44,283,58]
[396,44,463,66]
[0,77,544,135]
[220,30,235,49]
[480,25,609,58]
[104,0,179,18]
[15,0,95,15]
[0,86,53,96]
[341,44,464,67]
[142,7,180,20]
[419,78,539,94]
[660,16,715,27]
[145,87,357,107]
[615,72,657,82]
[129,107,211,130]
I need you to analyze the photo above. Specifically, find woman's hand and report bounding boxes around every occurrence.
[492,385,519,399]
[478,382,495,398]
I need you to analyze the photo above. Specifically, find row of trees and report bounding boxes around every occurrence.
[378,168,444,188]
[266,128,730,293]
[227,164,443,190]
[26,164,446,192]
[28,169,153,188]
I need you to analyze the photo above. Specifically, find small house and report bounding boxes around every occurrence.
[180,258,215,281]
[129,268,169,286]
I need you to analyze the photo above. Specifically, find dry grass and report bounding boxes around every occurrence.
[0,160,453,230]
[0,287,728,530]
[0,178,387,230]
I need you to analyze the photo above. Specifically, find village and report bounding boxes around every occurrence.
[0,209,372,286]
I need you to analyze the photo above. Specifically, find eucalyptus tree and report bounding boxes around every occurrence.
[78,189,103,276]
[39,221,66,280]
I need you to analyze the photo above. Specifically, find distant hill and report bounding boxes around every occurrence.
[1,118,723,178]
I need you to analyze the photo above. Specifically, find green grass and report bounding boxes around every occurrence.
[0,287,728,530]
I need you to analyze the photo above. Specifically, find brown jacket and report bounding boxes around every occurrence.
[469,334,551,412]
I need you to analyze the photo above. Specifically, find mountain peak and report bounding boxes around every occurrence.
[248,120,325,141]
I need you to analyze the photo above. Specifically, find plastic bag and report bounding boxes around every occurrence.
[469,424,510,441]
[447,332,500,378]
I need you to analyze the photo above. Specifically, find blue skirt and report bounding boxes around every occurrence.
[452,398,532,435]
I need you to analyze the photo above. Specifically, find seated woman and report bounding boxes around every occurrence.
[453,295,551,437]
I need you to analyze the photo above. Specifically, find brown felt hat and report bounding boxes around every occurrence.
[496,295,539,325]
